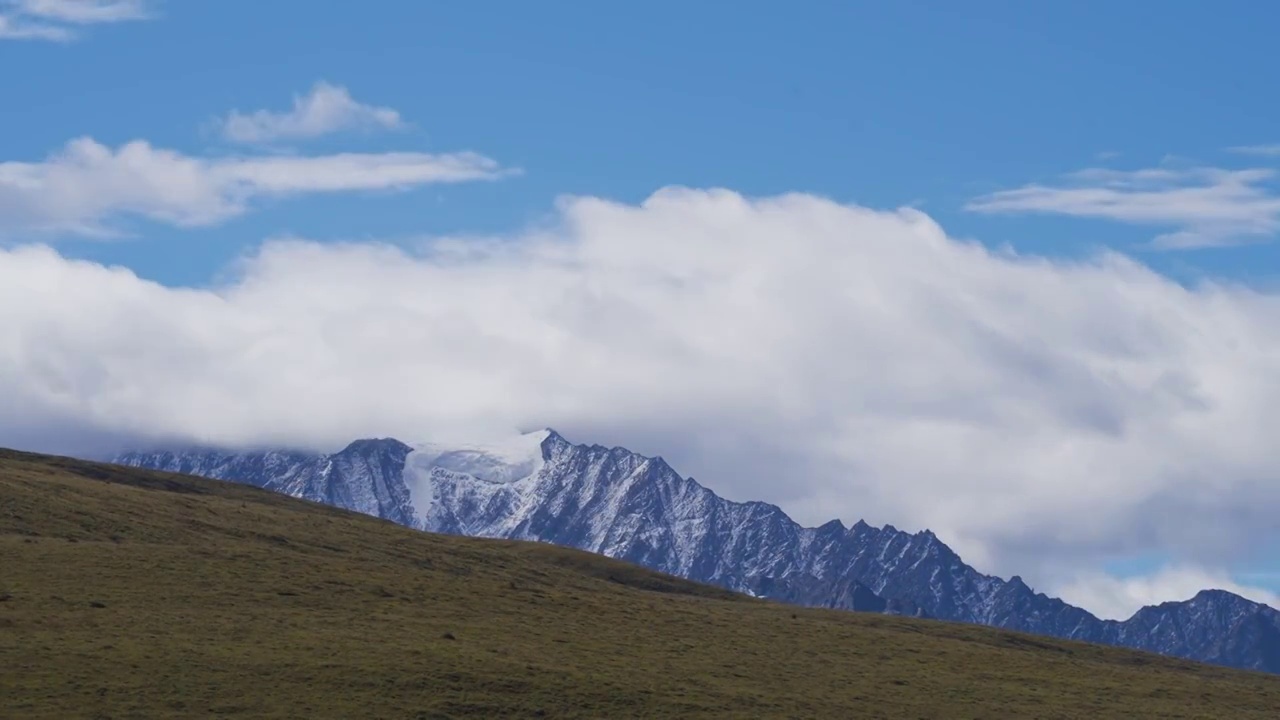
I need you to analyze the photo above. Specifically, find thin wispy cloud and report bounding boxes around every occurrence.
[1228,144,1280,157]
[218,82,405,144]
[967,165,1280,249]
[0,0,149,40]
[0,11,67,38]
[0,137,513,236]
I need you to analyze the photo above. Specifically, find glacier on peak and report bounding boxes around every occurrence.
[403,429,553,524]
[411,428,551,483]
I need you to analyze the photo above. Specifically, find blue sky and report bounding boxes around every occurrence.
[3,0,1280,619]
[6,0,1280,283]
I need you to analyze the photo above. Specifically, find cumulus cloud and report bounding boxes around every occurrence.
[967,165,1280,249]
[4,188,1280,611]
[0,137,512,236]
[1055,566,1280,621]
[0,0,148,40]
[218,82,405,144]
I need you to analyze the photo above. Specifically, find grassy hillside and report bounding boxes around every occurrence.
[2,449,1279,719]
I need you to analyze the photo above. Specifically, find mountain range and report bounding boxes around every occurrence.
[114,429,1280,674]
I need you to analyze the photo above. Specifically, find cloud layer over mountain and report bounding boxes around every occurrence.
[3,188,1279,616]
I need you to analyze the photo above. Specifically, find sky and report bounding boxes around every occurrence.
[3,0,1280,621]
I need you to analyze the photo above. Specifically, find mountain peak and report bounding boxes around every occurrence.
[337,438,413,456]
[1186,588,1269,611]
[114,433,1280,674]
[817,518,847,533]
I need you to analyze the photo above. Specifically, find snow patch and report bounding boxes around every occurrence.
[403,429,551,522]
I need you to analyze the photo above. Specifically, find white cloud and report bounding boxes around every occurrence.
[1054,567,1280,621]
[0,137,512,236]
[1228,144,1280,157]
[967,165,1280,249]
[219,82,404,144]
[0,0,148,40]
[16,0,146,22]
[4,188,1280,615]
[0,11,66,38]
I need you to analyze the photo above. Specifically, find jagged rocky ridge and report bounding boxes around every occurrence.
[115,430,1280,673]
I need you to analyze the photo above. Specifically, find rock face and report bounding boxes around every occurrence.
[115,429,1280,673]
[120,438,418,526]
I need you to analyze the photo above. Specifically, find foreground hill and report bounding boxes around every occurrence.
[117,430,1280,672]
[4,448,1280,719]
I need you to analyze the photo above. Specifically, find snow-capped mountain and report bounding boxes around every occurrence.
[114,429,1280,673]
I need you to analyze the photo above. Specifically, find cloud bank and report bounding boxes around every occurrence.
[3,188,1280,616]
[218,82,405,144]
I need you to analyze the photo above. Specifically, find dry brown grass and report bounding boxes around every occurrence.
[2,447,1278,719]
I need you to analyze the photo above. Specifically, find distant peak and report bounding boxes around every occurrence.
[338,438,413,456]
[515,426,570,446]
[539,429,572,454]
[1190,588,1257,607]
